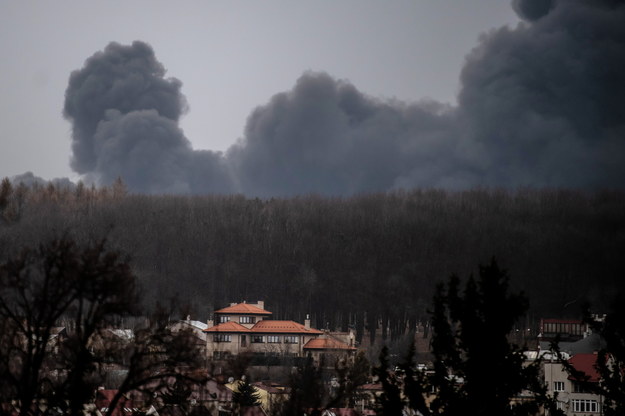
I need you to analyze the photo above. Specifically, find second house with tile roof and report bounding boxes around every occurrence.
[204,301,355,361]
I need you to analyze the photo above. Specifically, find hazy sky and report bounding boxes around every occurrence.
[3,0,624,196]
[0,0,519,181]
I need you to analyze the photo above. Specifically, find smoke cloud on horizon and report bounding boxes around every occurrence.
[62,0,625,196]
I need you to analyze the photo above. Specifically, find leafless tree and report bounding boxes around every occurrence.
[0,236,206,416]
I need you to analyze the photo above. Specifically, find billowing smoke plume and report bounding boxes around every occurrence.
[511,0,554,21]
[228,74,459,195]
[455,0,625,189]
[64,0,625,195]
[64,41,232,193]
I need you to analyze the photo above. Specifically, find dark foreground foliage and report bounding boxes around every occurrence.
[0,236,206,416]
[374,260,563,416]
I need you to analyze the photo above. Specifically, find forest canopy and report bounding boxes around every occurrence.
[1,179,624,343]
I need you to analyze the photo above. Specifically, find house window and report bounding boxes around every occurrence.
[240,316,256,324]
[284,336,299,344]
[213,351,230,360]
[553,381,565,392]
[573,381,589,393]
[219,316,230,323]
[572,399,598,412]
[213,334,231,343]
[556,401,565,411]
[267,335,281,343]
[251,335,264,343]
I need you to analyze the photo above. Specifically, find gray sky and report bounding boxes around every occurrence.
[0,0,519,181]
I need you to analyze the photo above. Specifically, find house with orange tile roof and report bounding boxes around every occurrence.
[213,301,273,329]
[204,301,355,363]
[303,334,357,367]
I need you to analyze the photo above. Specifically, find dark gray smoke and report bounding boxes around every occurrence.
[456,0,625,188]
[64,0,625,195]
[227,73,458,196]
[63,41,231,193]
[511,0,554,21]
[10,172,76,190]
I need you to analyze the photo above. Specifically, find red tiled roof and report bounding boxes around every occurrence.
[358,383,383,391]
[214,303,272,315]
[95,389,118,403]
[568,353,600,382]
[250,320,322,334]
[204,321,251,333]
[94,389,134,416]
[303,337,356,350]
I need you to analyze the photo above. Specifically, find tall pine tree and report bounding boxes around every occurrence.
[426,259,555,416]
[232,378,262,412]
[375,259,559,415]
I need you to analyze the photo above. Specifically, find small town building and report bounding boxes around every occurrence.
[204,301,322,360]
[204,301,355,363]
[303,334,357,366]
[544,353,603,415]
[169,317,209,356]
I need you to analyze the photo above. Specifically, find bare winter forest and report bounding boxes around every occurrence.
[1,179,624,344]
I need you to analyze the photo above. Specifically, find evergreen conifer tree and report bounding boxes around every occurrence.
[373,346,403,415]
[232,379,262,409]
[426,259,555,415]
[376,259,560,415]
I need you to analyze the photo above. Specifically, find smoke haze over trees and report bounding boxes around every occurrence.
[1,183,624,344]
[61,0,625,196]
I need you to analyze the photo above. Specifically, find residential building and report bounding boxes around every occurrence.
[169,317,209,356]
[170,317,209,339]
[544,353,604,415]
[538,317,605,356]
[539,318,589,343]
[213,301,272,327]
[204,301,355,362]
[204,301,321,359]
[303,334,357,366]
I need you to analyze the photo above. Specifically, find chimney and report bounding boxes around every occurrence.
[257,301,264,310]
[207,319,214,328]
[304,314,311,329]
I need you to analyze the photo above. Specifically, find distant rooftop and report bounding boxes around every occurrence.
[204,321,251,333]
[303,336,356,350]
[568,353,601,382]
[251,320,322,334]
[214,302,272,315]
[182,319,208,330]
